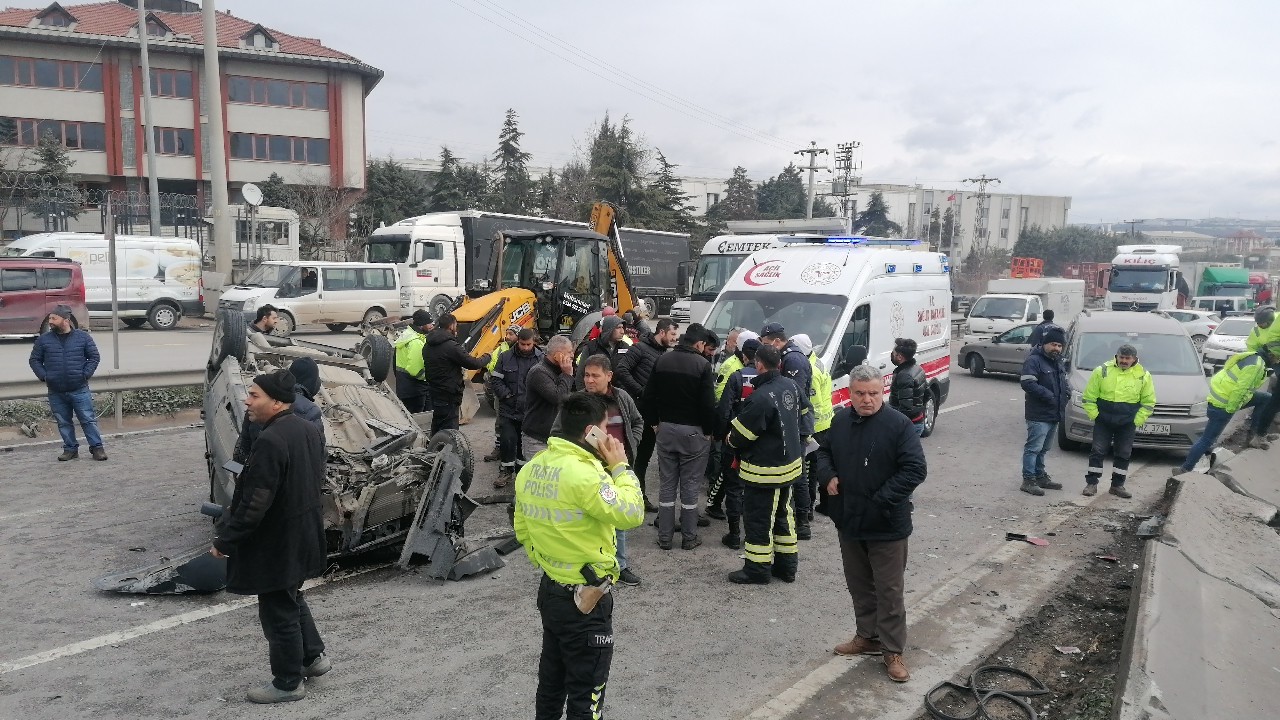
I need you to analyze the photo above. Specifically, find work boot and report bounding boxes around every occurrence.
[796,517,812,540]
[303,654,332,678]
[728,561,771,585]
[705,504,727,520]
[1036,473,1062,490]
[771,555,797,583]
[246,682,305,704]
[1082,484,1098,497]
[722,517,742,549]
[884,654,911,682]
[834,636,883,656]
[90,446,108,461]
[1109,485,1133,499]
[682,535,702,551]
[493,468,514,489]
[483,449,499,462]
[657,537,672,551]
[1019,479,1045,496]
[643,497,658,513]
[57,450,78,461]
[697,513,711,527]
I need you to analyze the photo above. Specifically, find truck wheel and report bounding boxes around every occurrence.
[359,333,393,384]
[122,318,147,329]
[1057,422,1086,452]
[919,392,938,438]
[326,323,348,333]
[967,353,986,378]
[428,428,474,493]
[146,302,181,330]
[430,295,453,321]
[208,309,248,370]
[272,311,295,337]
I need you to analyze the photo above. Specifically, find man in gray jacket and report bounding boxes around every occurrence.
[522,335,575,457]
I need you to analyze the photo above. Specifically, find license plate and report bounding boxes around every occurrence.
[1139,423,1171,435]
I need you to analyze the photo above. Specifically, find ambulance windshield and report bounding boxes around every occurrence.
[704,291,846,356]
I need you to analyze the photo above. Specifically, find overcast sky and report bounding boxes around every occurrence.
[229,0,1280,224]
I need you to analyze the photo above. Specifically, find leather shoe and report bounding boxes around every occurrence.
[657,538,672,550]
[721,532,742,549]
[643,497,658,513]
[834,636,883,656]
[57,450,78,461]
[1082,484,1098,497]
[705,505,726,520]
[1019,480,1045,496]
[770,564,795,583]
[1036,474,1062,490]
[796,520,811,541]
[884,653,910,682]
[697,513,711,527]
[482,450,499,462]
[681,536,702,550]
[1109,485,1132,499]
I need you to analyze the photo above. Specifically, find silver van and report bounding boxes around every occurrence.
[217,261,410,336]
[1059,310,1209,451]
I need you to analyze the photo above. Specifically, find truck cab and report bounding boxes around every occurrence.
[1105,244,1185,311]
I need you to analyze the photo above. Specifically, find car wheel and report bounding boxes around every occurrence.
[639,297,657,319]
[1057,422,1086,452]
[358,333,393,384]
[208,309,249,370]
[428,428,475,494]
[430,295,453,321]
[1191,334,1208,351]
[362,307,386,326]
[122,318,147,329]
[271,311,296,337]
[967,353,986,378]
[919,391,938,438]
[146,302,181,330]
[325,323,348,333]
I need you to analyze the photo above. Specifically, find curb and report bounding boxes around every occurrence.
[0,423,203,453]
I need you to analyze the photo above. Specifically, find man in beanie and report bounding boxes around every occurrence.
[234,359,323,465]
[394,310,433,414]
[29,305,105,461]
[888,338,929,437]
[575,314,629,388]
[483,325,519,463]
[1019,326,1069,495]
[212,369,329,703]
[1081,343,1156,498]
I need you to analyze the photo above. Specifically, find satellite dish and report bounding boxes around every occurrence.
[241,183,263,207]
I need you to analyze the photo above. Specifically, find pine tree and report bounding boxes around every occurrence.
[534,169,556,217]
[456,160,492,210]
[637,149,696,232]
[489,108,534,214]
[354,158,428,234]
[34,129,72,180]
[258,172,293,208]
[547,161,593,221]
[854,190,902,236]
[30,129,79,227]
[706,166,758,224]
[428,147,466,212]
[588,114,648,223]
[756,164,806,219]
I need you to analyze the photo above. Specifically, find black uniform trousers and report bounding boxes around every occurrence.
[632,424,657,495]
[258,585,325,691]
[742,484,797,571]
[394,369,431,414]
[536,574,615,720]
[431,399,460,435]
[712,444,744,518]
[499,415,525,467]
[1087,418,1136,487]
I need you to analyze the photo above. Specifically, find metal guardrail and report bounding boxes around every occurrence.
[0,369,205,401]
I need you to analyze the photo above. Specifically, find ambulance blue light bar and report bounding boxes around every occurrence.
[778,235,923,246]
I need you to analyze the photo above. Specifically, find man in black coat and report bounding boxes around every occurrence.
[212,369,329,703]
[489,328,543,486]
[613,318,678,510]
[888,338,929,436]
[813,364,927,684]
[422,312,491,435]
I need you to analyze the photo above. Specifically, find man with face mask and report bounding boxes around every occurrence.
[1018,326,1069,495]
[1081,343,1156,498]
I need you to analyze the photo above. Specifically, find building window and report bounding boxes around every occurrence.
[1021,207,1029,228]
[0,55,102,91]
[707,192,720,206]
[37,9,72,28]
[229,133,330,164]
[1001,208,1010,219]
[154,127,195,156]
[227,76,327,110]
[999,228,1009,239]
[0,117,106,151]
[149,68,192,98]
[146,19,168,37]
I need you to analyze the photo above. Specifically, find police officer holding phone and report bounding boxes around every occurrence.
[514,391,646,720]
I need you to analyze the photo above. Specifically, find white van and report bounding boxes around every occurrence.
[0,232,203,330]
[217,261,410,336]
[701,236,952,435]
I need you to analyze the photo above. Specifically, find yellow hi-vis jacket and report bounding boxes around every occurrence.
[1082,360,1156,427]
[513,437,645,584]
[809,353,834,433]
[486,340,511,372]
[1245,324,1280,364]
[715,354,744,401]
[393,327,427,379]
[1208,351,1268,413]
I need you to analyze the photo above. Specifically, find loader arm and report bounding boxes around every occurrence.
[590,202,637,315]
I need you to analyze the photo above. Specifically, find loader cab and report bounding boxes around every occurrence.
[490,229,610,336]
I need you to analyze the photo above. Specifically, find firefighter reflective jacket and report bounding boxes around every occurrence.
[727,370,803,486]
[513,437,645,585]
[1082,360,1156,427]
[1208,351,1268,413]
[393,327,427,380]
[809,353,834,433]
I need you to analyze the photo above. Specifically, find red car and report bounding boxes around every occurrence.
[0,256,90,335]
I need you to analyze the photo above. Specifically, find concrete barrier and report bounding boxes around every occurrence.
[1117,453,1280,720]
[1211,447,1280,512]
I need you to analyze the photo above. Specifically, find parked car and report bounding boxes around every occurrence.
[958,322,1038,378]
[0,256,89,335]
[1156,309,1220,350]
[669,298,691,323]
[1059,311,1209,452]
[1199,315,1254,374]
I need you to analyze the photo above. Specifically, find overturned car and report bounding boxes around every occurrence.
[93,311,502,595]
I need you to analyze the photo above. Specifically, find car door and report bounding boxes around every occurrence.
[319,266,358,322]
[0,266,44,334]
[987,324,1035,372]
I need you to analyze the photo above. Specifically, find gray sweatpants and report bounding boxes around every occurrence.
[656,422,710,542]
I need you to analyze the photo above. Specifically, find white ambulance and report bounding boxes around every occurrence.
[701,236,952,435]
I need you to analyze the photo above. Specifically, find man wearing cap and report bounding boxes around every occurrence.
[794,333,834,526]
[1027,309,1060,348]
[29,305,106,461]
[1081,343,1156,498]
[490,328,543,487]
[483,325,519,463]
[888,338,929,437]
[394,310,434,414]
[1019,326,1069,495]
[212,369,329,703]
[423,313,492,435]
[235,358,325,465]
[760,322,815,536]
[575,315,629,388]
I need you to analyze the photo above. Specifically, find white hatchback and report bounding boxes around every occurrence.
[1199,315,1254,374]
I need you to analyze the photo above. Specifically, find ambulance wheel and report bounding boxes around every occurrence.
[919,392,938,438]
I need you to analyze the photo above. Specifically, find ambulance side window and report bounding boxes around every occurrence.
[833,303,871,378]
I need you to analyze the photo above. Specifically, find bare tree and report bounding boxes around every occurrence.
[275,170,361,260]
[0,145,35,233]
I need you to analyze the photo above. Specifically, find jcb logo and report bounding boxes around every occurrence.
[509,302,533,322]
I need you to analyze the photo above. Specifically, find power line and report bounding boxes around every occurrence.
[443,0,798,153]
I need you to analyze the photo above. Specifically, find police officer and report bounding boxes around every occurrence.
[514,392,645,719]
[712,338,760,547]
[1245,306,1280,446]
[393,310,433,413]
[1081,343,1156,498]
[726,345,803,584]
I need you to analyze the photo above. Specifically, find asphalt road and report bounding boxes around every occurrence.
[0,363,1180,720]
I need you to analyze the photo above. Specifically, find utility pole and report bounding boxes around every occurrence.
[962,174,1001,258]
[1121,219,1144,237]
[831,141,861,234]
[203,0,232,278]
[794,141,829,219]
[136,0,161,235]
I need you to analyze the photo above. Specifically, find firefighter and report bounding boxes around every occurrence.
[712,338,761,548]
[393,310,433,413]
[726,345,803,584]
[761,323,815,538]
[514,392,645,719]
[1081,343,1156,498]
[484,326,519,463]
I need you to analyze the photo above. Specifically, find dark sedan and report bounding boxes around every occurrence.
[958,322,1038,378]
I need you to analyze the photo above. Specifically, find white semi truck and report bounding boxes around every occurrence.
[1105,244,1187,311]
[964,277,1086,342]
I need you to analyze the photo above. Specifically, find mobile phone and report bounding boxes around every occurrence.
[584,426,606,450]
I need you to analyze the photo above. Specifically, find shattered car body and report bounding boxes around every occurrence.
[94,310,502,595]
